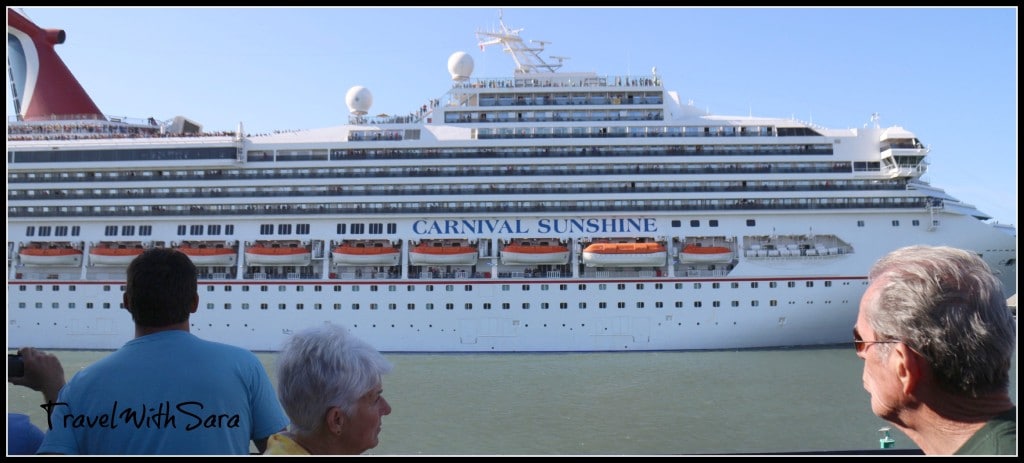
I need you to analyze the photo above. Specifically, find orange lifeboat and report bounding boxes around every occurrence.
[409,241,478,266]
[581,242,667,267]
[245,242,312,266]
[90,242,145,266]
[679,245,733,263]
[19,242,83,266]
[177,242,237,266]
[332,242,400,266]
[501,240,569,265]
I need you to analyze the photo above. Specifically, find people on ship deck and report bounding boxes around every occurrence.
[855,245,1016,455]
[36,248,288,455]
[266,323,393,455]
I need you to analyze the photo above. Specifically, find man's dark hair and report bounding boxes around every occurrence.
[125,247,198,327]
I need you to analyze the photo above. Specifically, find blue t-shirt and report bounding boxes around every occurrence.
[8,413,45,455]
[37,330,288,455]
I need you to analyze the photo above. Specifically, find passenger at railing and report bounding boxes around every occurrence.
[266,323,393,455]
[855,245,1016,455]
[36,248,288,455]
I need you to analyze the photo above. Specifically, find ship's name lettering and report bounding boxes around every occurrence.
[45,401,241,430]
[413,218,657,235]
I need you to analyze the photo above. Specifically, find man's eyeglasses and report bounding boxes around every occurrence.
[853,327,900,354]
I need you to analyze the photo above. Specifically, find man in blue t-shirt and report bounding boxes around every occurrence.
[37,248,288,455]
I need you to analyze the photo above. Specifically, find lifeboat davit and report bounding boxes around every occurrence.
[409,243,478,266]
[501,242,569,265]
[332,244,401,266]
[177,244,237,266]
[19,243,83,266]
[679,245,734,263]
[90,244,145,266]
[581,242,667,267]
[245,243,312,266]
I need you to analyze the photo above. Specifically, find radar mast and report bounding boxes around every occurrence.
[475,9,567,74]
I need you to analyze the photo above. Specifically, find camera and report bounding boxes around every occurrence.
[8,354,24,378]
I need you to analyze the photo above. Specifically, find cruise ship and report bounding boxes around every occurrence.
[7,9,1016,353]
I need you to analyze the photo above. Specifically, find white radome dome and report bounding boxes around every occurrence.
[345,86,373,115]
[447,51,474,82]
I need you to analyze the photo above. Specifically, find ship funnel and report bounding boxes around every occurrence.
[7,8,105,121]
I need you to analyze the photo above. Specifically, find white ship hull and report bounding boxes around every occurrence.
[6,10,1016,353]
[7,213,1017,352]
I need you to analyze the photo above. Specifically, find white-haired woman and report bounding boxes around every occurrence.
[266,323,394,455]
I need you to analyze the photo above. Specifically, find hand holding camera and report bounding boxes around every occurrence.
[8,348,67,404]
[9,353,25,377]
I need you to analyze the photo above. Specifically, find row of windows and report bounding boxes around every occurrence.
[22,222,405,238]
[20,219,924,241]
[674,219,922,228]
[103,225,154,236]
[208,299,785,311]
[17,280,841,294]
[9,147,236,164]
[11,196,932,218]
[23,225,82,237]
[17,299,786,311]
[10,142,835,171]
[10,161,852,188]
[16,278,852,310]
[179,224,235,236]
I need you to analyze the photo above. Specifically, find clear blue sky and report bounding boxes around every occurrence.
[8,7,1018,227]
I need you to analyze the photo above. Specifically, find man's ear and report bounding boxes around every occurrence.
[894,343,924,395]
